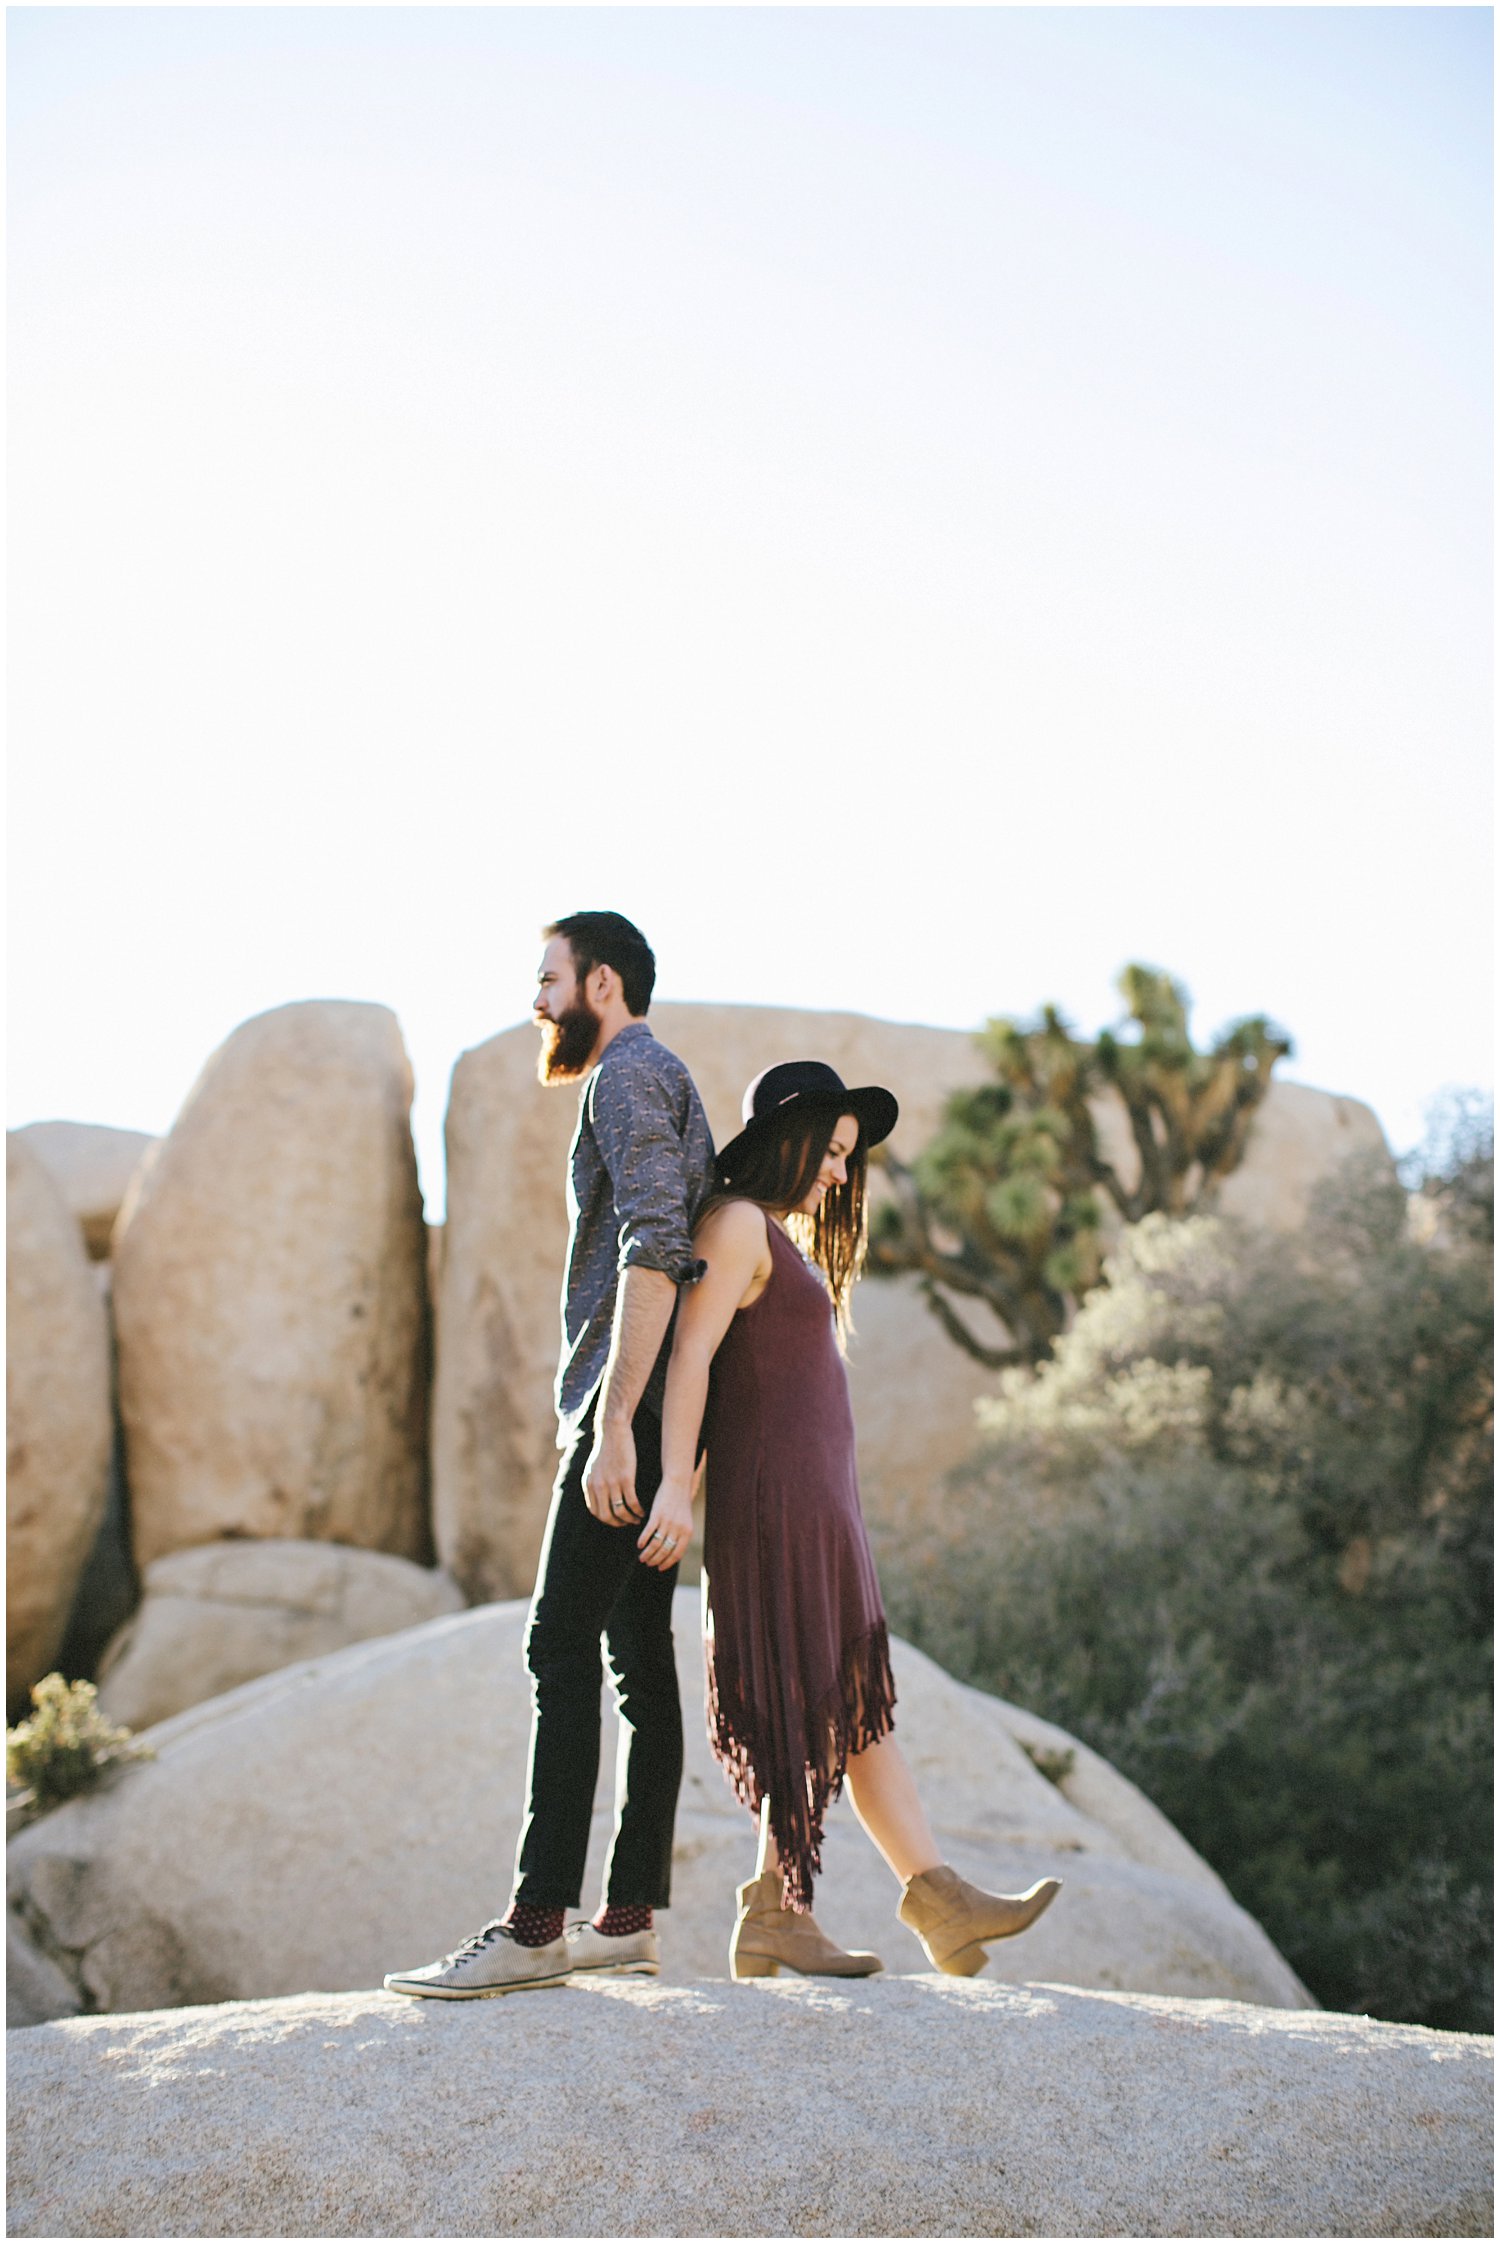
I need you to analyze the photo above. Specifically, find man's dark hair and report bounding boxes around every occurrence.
[545,911,656,1016]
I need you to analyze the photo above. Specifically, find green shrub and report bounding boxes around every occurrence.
[6,1673,153,1811]
[877,1126,1492,2034]
[868,965,1289,1368]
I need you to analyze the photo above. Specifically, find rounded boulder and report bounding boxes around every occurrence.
[6,1135,114,1711]
[13,1120,157,1261]
[112,1001,432,1568]
[9,1980,1490,2240]
[95,1539,466,1731]
[7,1592,1313,2020]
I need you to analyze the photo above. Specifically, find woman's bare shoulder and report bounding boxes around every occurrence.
[694,1197,770,1253]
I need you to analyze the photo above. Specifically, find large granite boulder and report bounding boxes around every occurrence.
[6,1136,114,1712]
[13,1120,157,1260]
[112,1001,432,1569]
[95,1540,465,1731]
[8,1980,1490,2239]
[432,1003,1390,1602]
[7,1593,1311,2022]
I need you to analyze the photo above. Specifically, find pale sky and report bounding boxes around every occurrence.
[8,7,1491,1217]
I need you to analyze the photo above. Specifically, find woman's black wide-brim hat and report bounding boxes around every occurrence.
[715,1059,900,1180]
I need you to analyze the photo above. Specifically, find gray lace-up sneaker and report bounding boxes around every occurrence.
[564,1919,660,1978]
[383,1920,573,1999]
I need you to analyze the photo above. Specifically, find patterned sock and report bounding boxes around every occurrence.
[501,1900,565,1948]
[593,1902,653,1938]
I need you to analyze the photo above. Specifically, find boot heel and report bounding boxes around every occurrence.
[731,1950,780,1979]
[941,1940,989,1978]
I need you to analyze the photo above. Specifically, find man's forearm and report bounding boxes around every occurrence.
[598,1266,678,1426]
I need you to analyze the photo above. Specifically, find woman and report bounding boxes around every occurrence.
[638,1060,1061,1980]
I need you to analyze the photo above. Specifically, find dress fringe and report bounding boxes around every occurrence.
[705,1620,897,1913]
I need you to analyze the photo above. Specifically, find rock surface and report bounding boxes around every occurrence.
[95,1540,465,1731]
[8,1979,1491,2239]
[13,1119,157,1260]
[432,1003,1390,1602]
[112,1001,432,1569]
[6,1135,114,1710]
[6,1907,82,2031]
[7,1594,1312,2022]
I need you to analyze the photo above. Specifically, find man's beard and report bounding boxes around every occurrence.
[536,997,602,1084]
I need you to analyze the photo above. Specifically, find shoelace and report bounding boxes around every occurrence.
[444,1921,507,1965]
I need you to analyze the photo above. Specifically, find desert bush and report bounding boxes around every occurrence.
[877,1120,1492,2034]
[866,964,1293,1364]
[868,965,1289,1366]
[6,1673,153,1811]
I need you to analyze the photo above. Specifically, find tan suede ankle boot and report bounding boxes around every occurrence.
[729,1869,884,1980]
[898,1864,1061,1976]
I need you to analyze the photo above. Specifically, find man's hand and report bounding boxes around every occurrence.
[637,1476,694,1572]
[583,1416,643,1526]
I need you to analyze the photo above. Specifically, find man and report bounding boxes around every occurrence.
[386,911,716,1997]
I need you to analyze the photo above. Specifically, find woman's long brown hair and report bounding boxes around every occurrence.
[702,1107,869,1346]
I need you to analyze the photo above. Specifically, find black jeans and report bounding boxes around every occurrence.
[512,1398,683,1909]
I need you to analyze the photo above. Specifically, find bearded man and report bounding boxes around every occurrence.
[386,911,716,1996]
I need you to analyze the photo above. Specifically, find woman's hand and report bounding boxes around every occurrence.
[638,1475,695,1571]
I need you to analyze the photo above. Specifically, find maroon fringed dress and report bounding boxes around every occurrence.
[701,1215,897,1911]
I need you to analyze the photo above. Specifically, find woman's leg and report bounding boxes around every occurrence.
[844,1733,943,1887]
[848,1738,1062,1972]
[754,1799,779,1878]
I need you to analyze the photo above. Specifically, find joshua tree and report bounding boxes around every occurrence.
[868,967,1291,1368]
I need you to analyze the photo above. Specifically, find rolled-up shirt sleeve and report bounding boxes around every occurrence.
[588,1056,702,1283]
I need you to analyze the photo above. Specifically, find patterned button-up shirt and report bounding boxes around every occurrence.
[555,1019,717,1444]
